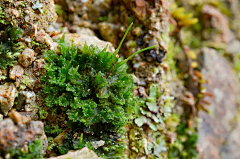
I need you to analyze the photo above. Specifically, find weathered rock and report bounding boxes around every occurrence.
[8,109,31,125]
[0,0,57,34]
[48,147,102,159]
[36,30,58,51]
[225,39,240,54]
[20,91,36,104]
[0,118,47,153]
[9,65,24,80]
[0,114,3,121]
[53,33,115,52]
[71,26,95,36]
[0,83,16,116]
[18,48,36,67]
[91,140,105,149]
[0,69,7,81]
[198,48,240,159]
[98,22,119,46]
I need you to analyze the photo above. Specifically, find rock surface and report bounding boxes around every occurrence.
[18,48,36,67]
[0,118,47,153]
[198,48,240,159]
[0,0,57,34]
[0,83,16,116]
[48,147,102,159]
[53,33,115,52]
[9,65,24,80]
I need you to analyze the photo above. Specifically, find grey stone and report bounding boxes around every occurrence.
[226,40,240,54]
[198,48,240,159]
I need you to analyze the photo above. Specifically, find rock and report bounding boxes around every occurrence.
[0,83,17,116]
[0,69,7,81]
[36,30,58,51]
[132,26,143,37]
[18,48,36,67]
[8,109,31,125]
[98,22,118,46]
[53,33,115,52]
[71,26,95,36]
[225,39,240,54]
[91,140,105,149]
[48,147,102,159]
[0,118,47,152]
[0,0,57,35]
[20,91,36,104]
[0,114,3,121]
[198,48,240,159]
[9,65,24,80]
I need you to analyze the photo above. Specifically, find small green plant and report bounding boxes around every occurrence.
[168,123,198,159]
[0,7,6,25]
[5,138,44,159]
[42,23,155,157]
[0,27,24,69]
[135,84,164,131]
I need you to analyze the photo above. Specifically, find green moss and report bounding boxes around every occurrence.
[168,123,198,159]
[5,138,44,159]
[0,7,6,25]
[0,27,24,69]
[42,23,155,157]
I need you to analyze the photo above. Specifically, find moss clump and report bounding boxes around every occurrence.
[0,7,6,25]
[42,23,155,157]
[42,35,137,129]
[0,27,24,69]
[168,123,198,159]
[5,138,44,159]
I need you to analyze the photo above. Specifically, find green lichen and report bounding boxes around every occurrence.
[42,23,155,158]
[0,27,24,69]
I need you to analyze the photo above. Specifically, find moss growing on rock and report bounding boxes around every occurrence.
[5,138,44,159]
[0,27,24,69]
[42,24,155,157]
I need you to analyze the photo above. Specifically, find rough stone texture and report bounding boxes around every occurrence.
[9,65,24,80]
[53,33,115,52]
[198,48,240,159]
[0,0,57,34]
[0,118,47,153]
[18,48,36,67]
[98,22,119,46]
[48,147,102,159]
[225,39,240,54]
[36,30,58,51]
[8,109,31,125]
[0,83,16,116]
